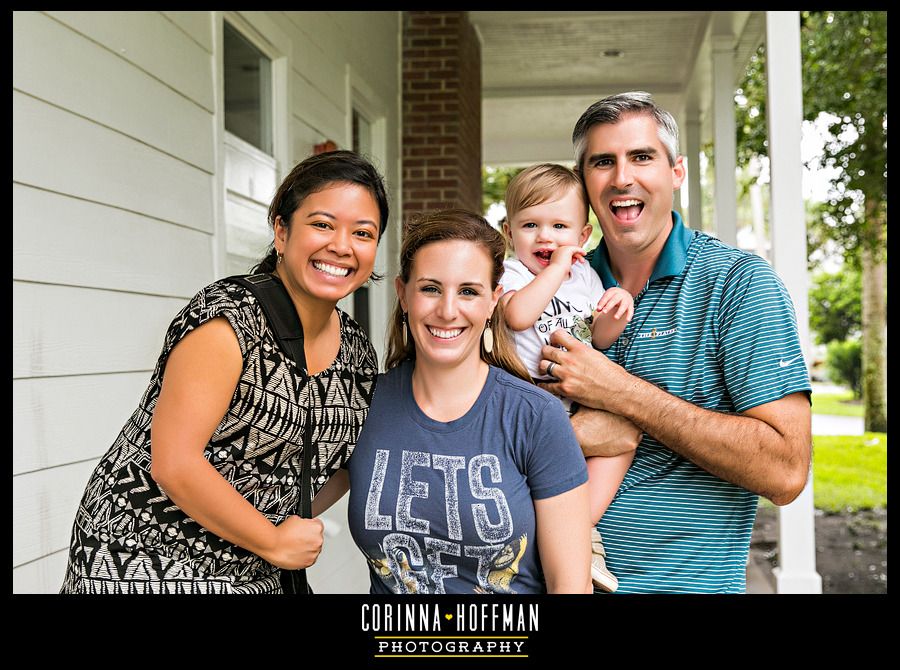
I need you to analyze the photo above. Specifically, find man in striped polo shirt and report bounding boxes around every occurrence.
[539,91,812,593]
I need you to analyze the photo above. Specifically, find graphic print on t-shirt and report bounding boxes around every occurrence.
[533,295,594,343]
[361,448,527,594]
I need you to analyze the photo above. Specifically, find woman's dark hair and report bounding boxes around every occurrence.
[252,150,390,274]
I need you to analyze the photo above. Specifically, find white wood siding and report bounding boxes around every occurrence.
[13,549,68,595]
[13,10,401,594]
[162,11,214,53]
[14,283,186,378]
[13,93,214,232]
[14,12,215,173]
[14,373,151,474]
[291,73,348,146]
[13,462,99,567]
[45,11,215,112]
[13,184,212,297]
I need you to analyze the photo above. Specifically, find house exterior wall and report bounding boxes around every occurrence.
[12,10,401,594]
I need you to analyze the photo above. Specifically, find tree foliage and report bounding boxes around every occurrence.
[735,12,886,429]
[809,268,862,344]
[735,11,887,266]
[802,11,887,264]
[482,166,524,215]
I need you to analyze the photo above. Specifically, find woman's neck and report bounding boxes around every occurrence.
[411,356,490,423]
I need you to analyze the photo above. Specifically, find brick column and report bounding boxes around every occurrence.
[402,11,482,222]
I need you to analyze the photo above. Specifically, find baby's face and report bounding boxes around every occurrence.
[505,187,590,275]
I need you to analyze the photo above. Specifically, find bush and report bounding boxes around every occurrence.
[826,340,862,398]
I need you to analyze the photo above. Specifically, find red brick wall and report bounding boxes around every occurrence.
[402,11,482,223]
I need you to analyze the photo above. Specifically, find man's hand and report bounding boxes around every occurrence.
[539,328,632,409]
[539,328,812,505]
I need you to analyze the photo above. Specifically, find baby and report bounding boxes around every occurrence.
[499,163,635,592]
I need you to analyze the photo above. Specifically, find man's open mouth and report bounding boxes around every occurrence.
[610,199,644,222]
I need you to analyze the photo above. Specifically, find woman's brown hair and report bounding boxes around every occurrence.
[384,209,531,382]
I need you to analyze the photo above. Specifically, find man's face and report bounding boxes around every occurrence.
[580,113,685,257]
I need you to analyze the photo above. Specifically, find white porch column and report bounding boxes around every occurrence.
[765,10,822,594]
[685,115,704,231]
[711,34,738,245]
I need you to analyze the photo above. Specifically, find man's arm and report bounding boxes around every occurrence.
[568,406,643,458]
[539,330,811,506]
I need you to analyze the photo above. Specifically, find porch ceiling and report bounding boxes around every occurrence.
[471,11,765,166]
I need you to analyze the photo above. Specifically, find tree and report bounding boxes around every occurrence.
[735,11,886,431]
[809,268,862,345]
[482,166,524,216]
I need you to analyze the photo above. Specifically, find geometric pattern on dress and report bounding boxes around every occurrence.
[60,278,377,594]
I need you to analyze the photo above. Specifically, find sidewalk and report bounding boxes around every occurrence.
[812,413,865,436]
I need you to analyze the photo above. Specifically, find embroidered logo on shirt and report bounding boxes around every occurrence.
[778,353,804,368]
[636,327,677,340]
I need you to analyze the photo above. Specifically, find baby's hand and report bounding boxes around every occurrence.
[549,245,586,269]
[593,287,634,322]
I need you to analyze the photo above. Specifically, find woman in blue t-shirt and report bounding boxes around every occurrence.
[318,208,592,594]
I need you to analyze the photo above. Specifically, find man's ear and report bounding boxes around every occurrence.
[672,155,686,190]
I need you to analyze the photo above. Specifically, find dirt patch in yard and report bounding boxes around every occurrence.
[750,505,887,593]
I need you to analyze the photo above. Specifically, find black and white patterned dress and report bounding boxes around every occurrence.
[60,278,377,594]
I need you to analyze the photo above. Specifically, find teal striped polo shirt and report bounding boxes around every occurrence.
[588,211,811,593]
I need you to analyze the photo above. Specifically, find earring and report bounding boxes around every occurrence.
[482,319,494,354]
[277,251,284,265]
[402,312,409,348]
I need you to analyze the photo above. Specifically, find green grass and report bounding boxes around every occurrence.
[758,432,887,512]
[812,433,887,512]
[811,391,864,418]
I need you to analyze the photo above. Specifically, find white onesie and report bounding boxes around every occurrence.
[500,257,606,383]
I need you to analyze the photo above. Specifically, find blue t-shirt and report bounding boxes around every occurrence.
[347,361,588,594]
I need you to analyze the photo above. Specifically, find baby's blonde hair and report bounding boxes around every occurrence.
[503,164,588,250]
[505,163,587,219]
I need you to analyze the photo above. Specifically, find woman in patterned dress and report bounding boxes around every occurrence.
[60,151,388,593]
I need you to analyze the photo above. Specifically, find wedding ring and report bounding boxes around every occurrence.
[546,361,557,379]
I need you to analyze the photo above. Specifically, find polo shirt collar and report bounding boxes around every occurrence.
[591,210,694,288]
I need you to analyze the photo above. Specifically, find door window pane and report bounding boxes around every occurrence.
[224,22,272,155]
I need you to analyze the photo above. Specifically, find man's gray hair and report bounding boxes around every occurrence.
[572,91,680,172]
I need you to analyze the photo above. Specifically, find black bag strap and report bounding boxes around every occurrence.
[225,273,307,374]
[222,273,313,594]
